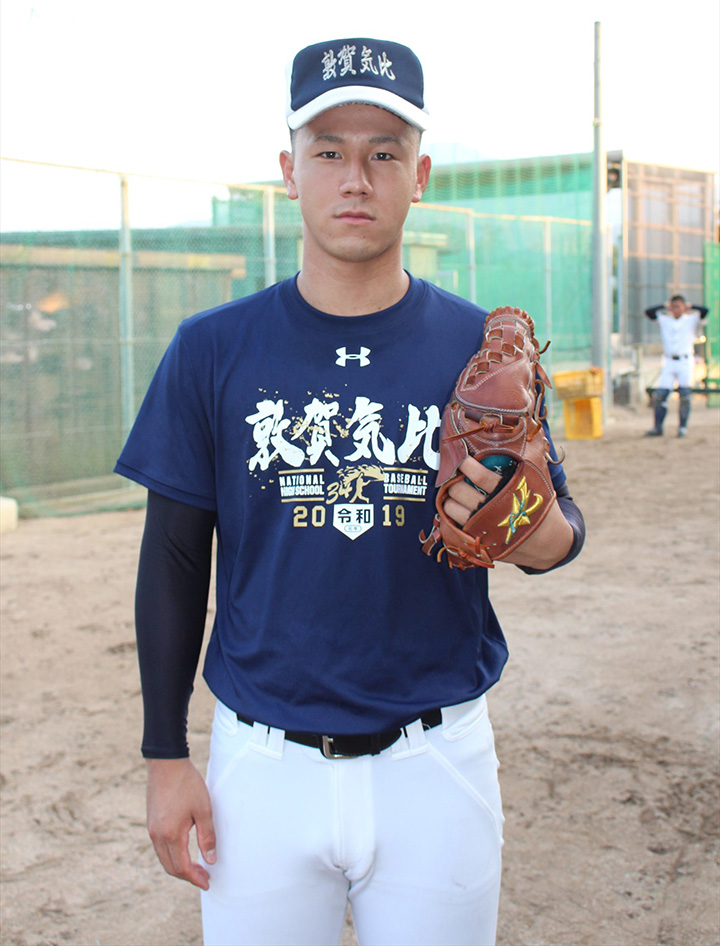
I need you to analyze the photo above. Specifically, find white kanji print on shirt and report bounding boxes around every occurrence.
[246,400,305,471]
[293,398,341,466]
[246,394,441,472]
[345,396,396,464]
[397,404,441,469]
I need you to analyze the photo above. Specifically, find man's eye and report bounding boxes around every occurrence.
[318,151,341,159]
[373,152,394,161]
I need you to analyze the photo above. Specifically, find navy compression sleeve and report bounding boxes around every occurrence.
[517,481,586,575]
[135,491,216,758]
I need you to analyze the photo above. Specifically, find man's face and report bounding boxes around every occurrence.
[669,299,689,318]
[279,104,431,267]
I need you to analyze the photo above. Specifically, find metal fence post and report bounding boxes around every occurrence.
[466,210,477,305]
[119,176,135,439]
[263,186,277,287]
[543,218,554,383]
[592,21,611,416]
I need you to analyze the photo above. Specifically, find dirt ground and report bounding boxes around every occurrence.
[1,402,719,946]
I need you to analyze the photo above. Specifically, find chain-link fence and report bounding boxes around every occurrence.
[1,159,594,513]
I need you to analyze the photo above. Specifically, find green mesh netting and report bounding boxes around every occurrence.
[0,154,611,513]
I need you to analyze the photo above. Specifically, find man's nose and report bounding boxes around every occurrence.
[340,158,372,196]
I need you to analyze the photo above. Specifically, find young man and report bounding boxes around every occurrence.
[116,38,585,946]
[644,295,709,437]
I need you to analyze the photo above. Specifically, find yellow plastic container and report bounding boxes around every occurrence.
[0,496,19,534]
[562,396,603,439]
[553,367,604,399]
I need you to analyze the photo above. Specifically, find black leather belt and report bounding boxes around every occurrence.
[236,708,443,758]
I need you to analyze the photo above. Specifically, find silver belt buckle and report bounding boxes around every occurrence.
[321,735,356,759]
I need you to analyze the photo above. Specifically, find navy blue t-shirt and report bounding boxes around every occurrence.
[116,275,566,734]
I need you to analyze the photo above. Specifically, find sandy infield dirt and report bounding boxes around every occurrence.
[1,403,718,946]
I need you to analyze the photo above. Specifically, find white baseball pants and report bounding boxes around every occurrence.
[658,355,693,390]
[200,695,504,946]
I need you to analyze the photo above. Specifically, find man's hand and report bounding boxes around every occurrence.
[443,456,501,527]
[444,456,573,571]
[146,757,217,890]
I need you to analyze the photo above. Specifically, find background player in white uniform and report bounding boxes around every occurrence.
[116,38,586,946]
[645,295,709,437]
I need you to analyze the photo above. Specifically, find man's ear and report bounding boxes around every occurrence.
[412,154,432,203]
[279,150,298,200]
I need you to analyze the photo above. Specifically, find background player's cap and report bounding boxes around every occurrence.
[286,39,429,132]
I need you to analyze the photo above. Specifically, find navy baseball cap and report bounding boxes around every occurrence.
[286,38,429,132]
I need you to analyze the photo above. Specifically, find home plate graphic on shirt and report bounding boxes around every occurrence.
[332,503,374,540]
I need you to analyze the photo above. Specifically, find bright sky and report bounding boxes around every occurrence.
[1,0,718,194]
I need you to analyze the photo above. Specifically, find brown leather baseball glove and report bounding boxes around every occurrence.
[420,306,557,568]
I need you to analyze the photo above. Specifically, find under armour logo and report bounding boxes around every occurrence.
[336,347,371,367]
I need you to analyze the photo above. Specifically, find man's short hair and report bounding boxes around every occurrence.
[670,294,686,303]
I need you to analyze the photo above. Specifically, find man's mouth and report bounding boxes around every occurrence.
[336,210,374,221]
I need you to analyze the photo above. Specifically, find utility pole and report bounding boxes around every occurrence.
[119,176,135,439]
[592,21,610,416]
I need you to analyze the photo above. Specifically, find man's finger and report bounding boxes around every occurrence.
[447,478,488,513]
[161,833,211,890]
[458,456,502,493]
[443,497,473,528]
[196,812,217,865]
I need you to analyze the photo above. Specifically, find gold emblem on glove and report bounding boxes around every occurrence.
[498,476,543,543]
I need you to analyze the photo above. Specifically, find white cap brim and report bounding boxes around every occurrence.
[287,84,429,132]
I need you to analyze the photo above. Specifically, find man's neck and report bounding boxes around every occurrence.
[296,257,410,316]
